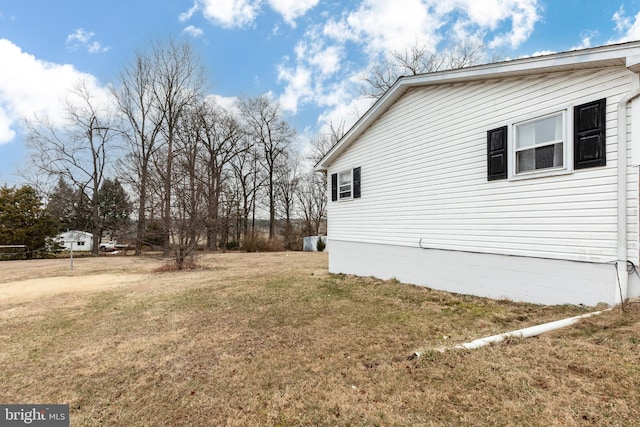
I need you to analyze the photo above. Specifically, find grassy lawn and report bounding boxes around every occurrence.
[0,252,638,426]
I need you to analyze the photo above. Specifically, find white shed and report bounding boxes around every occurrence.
[316,41,640,307]
[55,230,93,252]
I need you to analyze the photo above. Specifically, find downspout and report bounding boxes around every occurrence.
[616,63,640,305]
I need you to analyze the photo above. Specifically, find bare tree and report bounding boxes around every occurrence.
[297,171,327,236]
[151,40,205,252]
[276,155,301,249]
[230,136,264,242]
[309,121,346,165]
[362,40,488,99]
[239,96,296,239]
[112,51,165,254]
[24,80,116,255]
[113,40,204,255]
[303,123,343,237]
[298,122,345,239]
[169,108,207,269]
[218,178,240,251]
[193,99,244,250]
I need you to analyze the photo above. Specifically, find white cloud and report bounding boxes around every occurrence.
[0,104,15,144]
[190,0,317,28]
[66,28,109,53]
[308,44,342,76]
[528,49,554,57]
[294,35,343,77]
[316,90,374,133]
[611,6,640,43]
[570,32,597,51]
[277,64,313,113]
[183,25,204,38]
[277,27,347,114]
[207,94,241,115]
[267,0,319,27]
[197,0,261,28]
[322,0,540,61]
[435,0,540,49]
[324,0,442,59]
[279,0,541,130]
[179,4,199,22]
[613,6,631,33]
[0,39,109,145]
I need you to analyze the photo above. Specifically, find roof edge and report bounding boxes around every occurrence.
[315,40,640,172]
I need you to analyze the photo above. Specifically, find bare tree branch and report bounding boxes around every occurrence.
[24,79,116,255]
[362,40,491,99]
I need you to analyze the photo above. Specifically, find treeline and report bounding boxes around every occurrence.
[22,40,333,268]
[0,180,130,260]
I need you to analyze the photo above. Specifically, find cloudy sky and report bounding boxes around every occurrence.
[1,0,640,185]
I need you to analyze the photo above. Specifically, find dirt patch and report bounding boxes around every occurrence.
[0,273,146,302]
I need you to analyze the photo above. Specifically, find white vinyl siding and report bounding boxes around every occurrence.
[327,67,638,265]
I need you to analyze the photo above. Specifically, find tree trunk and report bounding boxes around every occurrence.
[163,134,173,255]
[268,177,275,239]
[135,166,148,255]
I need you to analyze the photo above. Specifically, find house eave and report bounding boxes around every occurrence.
[314,40,640,172]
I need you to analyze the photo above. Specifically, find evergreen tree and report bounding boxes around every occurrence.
[46,177,92,231]
[97,178,132,239]
[0,185,57,259]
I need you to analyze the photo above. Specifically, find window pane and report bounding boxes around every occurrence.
[516,122,535,148]
[516,113,563,149]
[535,144,555,169]
[552,142,563,167]
[516,149,535,172]
[534,114,562,144]
[517,143,563,173]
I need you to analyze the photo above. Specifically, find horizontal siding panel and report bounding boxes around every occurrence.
[356,70,628,159]
[328,65,638,263]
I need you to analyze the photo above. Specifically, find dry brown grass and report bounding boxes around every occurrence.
[0,252,638,426]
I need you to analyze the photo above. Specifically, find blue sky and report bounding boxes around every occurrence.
[1,0,640,185]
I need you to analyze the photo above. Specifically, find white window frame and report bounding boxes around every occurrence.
[508,105,574,180]
[338,169,353,200]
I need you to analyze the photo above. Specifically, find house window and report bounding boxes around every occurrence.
[339,170,352,199]
[487,99,606,181]
[77,241,85,246]
[515,111,565,174]
[331,167,361,201]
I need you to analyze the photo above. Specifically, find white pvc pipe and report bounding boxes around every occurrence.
[453,309,609,350]
[411,309,610,356]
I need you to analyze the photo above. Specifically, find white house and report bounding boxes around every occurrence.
[316,41,640,307]
[55,230,93,252]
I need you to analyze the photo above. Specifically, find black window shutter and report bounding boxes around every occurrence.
[487,126,508,180]
[331,173,338,201]
[574,98,606,169]
[353,167,361,198]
